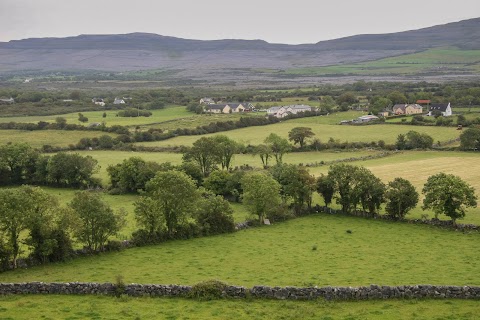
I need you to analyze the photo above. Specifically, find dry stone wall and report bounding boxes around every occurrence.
[1,282,479,300]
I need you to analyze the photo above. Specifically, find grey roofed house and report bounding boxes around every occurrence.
[428,102,452,116]
[113,97,125,104]
[393,104,407,113]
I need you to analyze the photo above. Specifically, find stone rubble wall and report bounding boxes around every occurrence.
[1,282,479,300]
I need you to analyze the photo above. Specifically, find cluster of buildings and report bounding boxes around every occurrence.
[91,97,127,106]
[266,105,315,118]
[199,98,254,114]
[381,100,452,117]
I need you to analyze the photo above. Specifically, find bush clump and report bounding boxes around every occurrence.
[189,280,228,300]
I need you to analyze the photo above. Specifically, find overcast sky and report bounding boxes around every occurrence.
[1,0,479,44]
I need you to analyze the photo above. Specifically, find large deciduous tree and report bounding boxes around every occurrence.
[460,127,480,151]
[264,133,290,164]
[270,164,316,213]
[288,127,315,149]
[422,173,477,223]
[316,174,335,207]
[141,171,199,237]
[241,172,282,223]
[213,135,242,171]
[385,177,419,218]
[183,137,221,177]
[107,157,162,193]
[0,143,39,185]
[46,152,99,188]
[69,191,126,251]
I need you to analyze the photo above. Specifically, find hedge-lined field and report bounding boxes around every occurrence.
[1,214,479,287]
[0,130,117,148]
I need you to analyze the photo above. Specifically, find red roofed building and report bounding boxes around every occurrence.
[416,99,431,105]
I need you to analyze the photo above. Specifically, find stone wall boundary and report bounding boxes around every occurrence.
[1,282,479,301]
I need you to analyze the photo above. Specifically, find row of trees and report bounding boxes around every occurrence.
[0,187,126,269]
[317,164,477,223]
[0,143,99,188]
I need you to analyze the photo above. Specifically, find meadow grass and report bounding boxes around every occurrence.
[0,295,479,320]
[0,105,191,127]
[73,149,383,184]
[1,214,479,287]
[0,130,117,148]
[136,120,461,147]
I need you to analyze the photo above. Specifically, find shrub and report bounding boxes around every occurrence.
[189,280,227,300]
[115,275,126,297]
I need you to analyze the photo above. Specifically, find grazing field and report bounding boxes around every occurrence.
[136,120,461,147]
[1,295,479,320]
[1,214,479,287]
[73,149,383,184]
[0,130,117,148]
[0,105,191,127]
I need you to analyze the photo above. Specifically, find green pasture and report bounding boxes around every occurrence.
[1,295,478,320]
[135,120,461,147]
[74,149,382,184]
[0,130,117,148]
[142,111,265,131]
[0,105,191,127]
[1,214,479,287]
[284,48,480,76]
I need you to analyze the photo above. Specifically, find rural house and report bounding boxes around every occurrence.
[267,104,314,118]
[91,98,105,106]
[114,97,125,105]
[200,97,215,105]
[205,104,231,114]
[392,104,423,115]
[428,103,452,117]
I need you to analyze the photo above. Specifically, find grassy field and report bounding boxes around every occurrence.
[136,119,461,147]
[1,214,479,287]
[0,130,117,148]
[0,105,191,127]
[283,48,480,76]
[73,149,383,184]
[0,295,479,320]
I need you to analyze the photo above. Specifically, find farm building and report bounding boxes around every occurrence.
[392,104,423,115]
[200,97,215,104]
[428,103,452,117]
[267,104,314,118]
[356,115,379,123]
[205,102,254,114]
[0,97,15,104]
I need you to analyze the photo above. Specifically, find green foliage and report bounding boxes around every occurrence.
[460,127,480,151]
[115,275,126,297]
[288,127,315,148]
[143,171,199,237]
[213,135,242,170]
[316,174,335,207]
[385,178,419,218]
[189,280,227,301]
[195,192,235,235]
[45,152,99,188]
[117,109,152,117]
[396,131,433,150]
[422,173,478,223]
[370,97,392,115]
[69,191,126,251]
[183,137,221,177]
[270,164,316,213]
[0,143,39,185]
[203,170,243,201]
[78,113,88,123]
[241,172,282,222]
[327,164,385,215]
[264,133,291,164]
[108,157,162,193]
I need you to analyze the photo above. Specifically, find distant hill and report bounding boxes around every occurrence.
[0,17,479,84]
